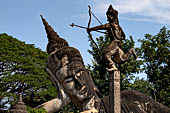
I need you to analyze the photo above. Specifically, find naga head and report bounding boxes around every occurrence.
[106,5,119,24]
[40,15,69,54]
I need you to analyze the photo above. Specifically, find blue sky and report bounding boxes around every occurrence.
[1,0,170,79]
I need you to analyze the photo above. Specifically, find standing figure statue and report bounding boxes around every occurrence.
[87,5,137,71]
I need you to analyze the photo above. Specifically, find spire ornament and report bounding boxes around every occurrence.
[40,15,69,54]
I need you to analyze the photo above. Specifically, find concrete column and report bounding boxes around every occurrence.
[109,70,121,113]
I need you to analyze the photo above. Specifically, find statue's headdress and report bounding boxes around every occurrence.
[106,5,118,16]
[40,15,69,54]
[106,5,119,24]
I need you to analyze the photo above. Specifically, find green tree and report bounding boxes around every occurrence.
[139,27,170,106]
[131,77,154,97]
[0,33,57,110]
[87,34,143,96]
[58,103,79,113]
[27,106,47,113]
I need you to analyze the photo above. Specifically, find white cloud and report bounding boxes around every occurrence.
[91,0,170,25]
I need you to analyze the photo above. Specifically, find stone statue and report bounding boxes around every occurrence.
[9,94,27,113]
[87,5,137,113]
[38,6,170,113]
[87,5,137,71]
[40,15,106,113]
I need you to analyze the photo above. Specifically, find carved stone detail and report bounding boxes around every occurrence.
[9,94,27,113]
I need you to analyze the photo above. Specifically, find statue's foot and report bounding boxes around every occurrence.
[114,39,121,43]
[108,61,113,64]
[80,107,98,113]
[106,65,118,71]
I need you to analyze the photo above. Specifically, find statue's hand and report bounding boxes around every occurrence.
[87,28,91,33]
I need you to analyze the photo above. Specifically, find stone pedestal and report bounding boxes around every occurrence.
[109,71,121,113]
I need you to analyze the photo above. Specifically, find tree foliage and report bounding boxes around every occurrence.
[0,33,57,110]
[139,27,170,106]
[58,103,79,113]
[27,106,47,113]
[131,77,154,97]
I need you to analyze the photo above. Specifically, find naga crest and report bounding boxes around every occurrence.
[40,15,69,54]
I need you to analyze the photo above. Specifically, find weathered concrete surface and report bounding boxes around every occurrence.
[9,94,27,113]
[109,71,121,113]
[114,71,121,113]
